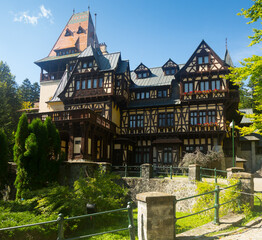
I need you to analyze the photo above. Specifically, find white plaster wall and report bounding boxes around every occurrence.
[39,80,64,112]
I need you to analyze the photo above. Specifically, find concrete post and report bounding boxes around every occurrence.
[136,192,175,240]
[232,172,254,209]
[188,164,200,181]
[226,167,244,180]
[141,164,153,179]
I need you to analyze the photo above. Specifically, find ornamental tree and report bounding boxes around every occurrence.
[226,0,262,135]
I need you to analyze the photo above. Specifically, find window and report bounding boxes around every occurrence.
[136,92,141,99]
[208,111,216,123]
[81,80,86,89]
[158,113,174,127]
[116,80,120,87]
[199,111,207,124]
[88,62,93,68]
[77,26,84,34]
[158,90,167,98]
[165,68,175,75]
[190,110,216,125]
[142,72,147,78]
[211,80,221,90]
[163,147,172,164]
[99,77,103,88]
[158,113,166,127]
[166,69,170,75]
[87,79,92,89]
[198,56,209,64]
[83,62,88,69]
[65,29,71,36]
[69,65,74,71]
[167,113,174,127]
[130,115,136,128]
[129,115,144,128]
[184,82,193,92]
[200,81,209,91]
[93,79,97,88]
[135,147,142,164]
[137,115,144,128]
[190,112,197,125]
[138,73,142,78]
[185,145,204,153]
[145,92,150,99]
[141,92,145,99]
[76,80,80,90]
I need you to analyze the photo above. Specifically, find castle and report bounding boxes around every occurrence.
[30,10,239,168]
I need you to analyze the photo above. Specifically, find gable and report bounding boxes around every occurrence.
[179,40,228,74]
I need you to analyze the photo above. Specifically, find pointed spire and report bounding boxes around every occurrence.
[224,49,234,67]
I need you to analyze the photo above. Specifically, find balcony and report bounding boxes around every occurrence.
[27,109,116,133]
[41,71,65,82]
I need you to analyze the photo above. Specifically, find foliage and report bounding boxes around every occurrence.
[192,178,241,219]
[0,129,8,187]
[35,169,128,217]
[226,0,262,135]
[180,148,224,168]
[14,115,61,199]
[0,61,22,158]
[18,78,40,107]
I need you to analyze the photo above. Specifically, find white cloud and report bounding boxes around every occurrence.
[13,5,53,25]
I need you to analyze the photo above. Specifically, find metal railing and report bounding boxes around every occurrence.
[112,165,142,177]
[0,202,135,240]
[200,167,227,183]
[173,181,241,238]
[153,166,189,179]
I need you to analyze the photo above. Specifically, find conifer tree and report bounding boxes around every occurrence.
[0,129,8,187]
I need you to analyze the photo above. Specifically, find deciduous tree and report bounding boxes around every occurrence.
[226,0,262,135]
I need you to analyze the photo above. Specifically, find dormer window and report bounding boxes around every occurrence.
[83,62,88,69]
[162,59,179,75]
[88,62,93,68]
[65,28,72,36]
[82,61,93,69]
[77,26,84,34]
[134,63,151,79]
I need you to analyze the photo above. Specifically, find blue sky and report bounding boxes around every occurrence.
[0,0,260,85]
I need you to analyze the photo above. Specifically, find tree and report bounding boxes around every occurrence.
[0,61,22,156]
[18,79,40,108]
[0,129,8,187]
[14,115,61,199]
[226,0,262,135]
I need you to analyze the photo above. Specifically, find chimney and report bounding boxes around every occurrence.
[99,43,108,55]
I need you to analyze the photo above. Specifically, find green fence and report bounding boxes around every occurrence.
[153,166,189,179]
[112,165,142,177]
[173,182,241,238]
[200,167,227,183]
[0,202,136,240]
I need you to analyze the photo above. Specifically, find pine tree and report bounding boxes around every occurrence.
[0,129,8,187]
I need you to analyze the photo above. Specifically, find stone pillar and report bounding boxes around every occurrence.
[227,167,244,179]
[141,164,153,179]
[188,164,200,181]
[136,192,175,240]
[232,172,254,209]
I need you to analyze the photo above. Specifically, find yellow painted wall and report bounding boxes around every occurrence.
[112,101,121,127]
[39,80,64,112]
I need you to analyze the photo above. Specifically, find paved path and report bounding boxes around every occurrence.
[219,219,262,240]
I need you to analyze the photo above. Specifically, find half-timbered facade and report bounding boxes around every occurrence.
[31,11,239,168]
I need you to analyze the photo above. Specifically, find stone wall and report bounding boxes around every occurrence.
[119,177,197,212]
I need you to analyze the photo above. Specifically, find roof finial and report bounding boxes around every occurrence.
[73,8,75,14]
[225,38,228,50]
[88,5,90,11]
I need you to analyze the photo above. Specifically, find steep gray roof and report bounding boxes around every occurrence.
[224,49,234,67]
[49,70,70,102]
[116,60,129,74]
[130,65,184,88]
[78,46,121,71]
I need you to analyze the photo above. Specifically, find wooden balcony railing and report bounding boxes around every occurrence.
[41,71,65,82]
[27,109,116,133]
